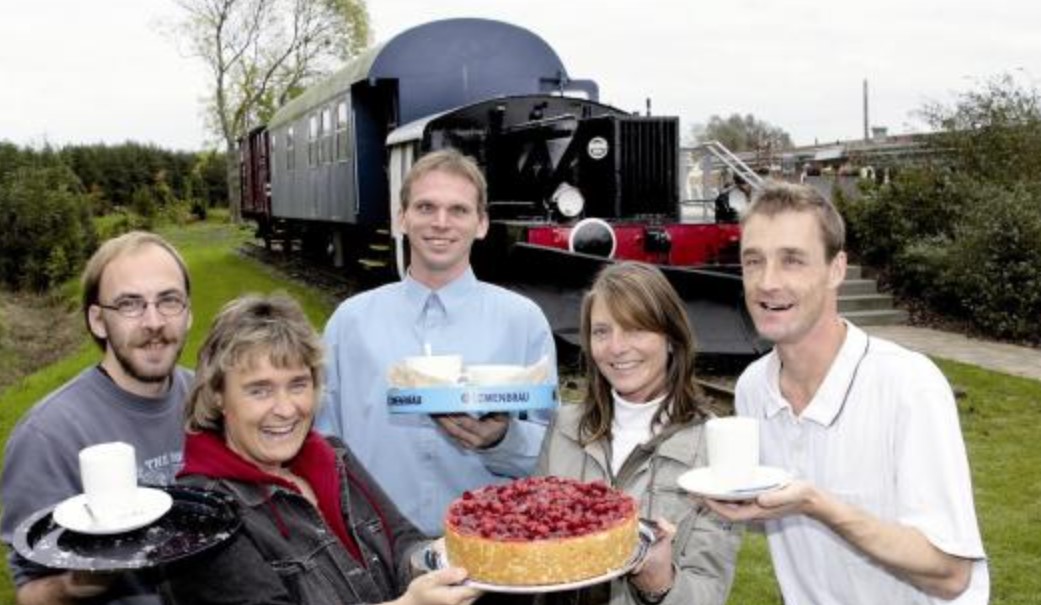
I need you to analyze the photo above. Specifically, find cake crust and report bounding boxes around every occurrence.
[444,476,639,585]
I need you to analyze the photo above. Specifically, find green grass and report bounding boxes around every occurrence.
[727,531,782,603]
[940,359,1041,605]
[0,219,1038,603]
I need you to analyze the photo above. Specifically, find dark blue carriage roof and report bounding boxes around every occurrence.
[269,18,597,128]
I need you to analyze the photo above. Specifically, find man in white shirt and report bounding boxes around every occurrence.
[704,182,988,604]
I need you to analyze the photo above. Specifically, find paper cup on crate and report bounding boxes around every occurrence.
[403,355,463,384]
[464,364,530,386]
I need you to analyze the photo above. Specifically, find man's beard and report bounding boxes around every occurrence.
[110,332,184,384]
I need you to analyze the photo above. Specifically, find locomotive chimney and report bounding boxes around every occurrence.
[645,97,652,116]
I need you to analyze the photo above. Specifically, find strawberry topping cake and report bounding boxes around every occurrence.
[444,476,638,585]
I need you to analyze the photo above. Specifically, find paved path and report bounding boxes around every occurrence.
[862,325,1041,381]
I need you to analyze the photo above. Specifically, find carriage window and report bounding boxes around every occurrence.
[335,100,349,161]
[286,126,295,171]
[308,114,319,167]
[321,106,333,164]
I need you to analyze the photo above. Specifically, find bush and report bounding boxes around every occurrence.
[185,169,210,220]
[846,173,1041,343]
[130,185,158,230]
[839,169,970,270]
[893,234,955,305]
[161,199,195,226]
[942,185,1041,342]
[94,210,134,242]
[0,163,97,291]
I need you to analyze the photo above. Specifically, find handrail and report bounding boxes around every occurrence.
[691,140,765,190]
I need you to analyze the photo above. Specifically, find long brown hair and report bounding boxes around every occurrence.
[578,262,709,444]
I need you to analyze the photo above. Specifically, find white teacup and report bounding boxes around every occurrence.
[464,364,528,386]
[705,417,759,489]
[79,441,139,526]
[404,354,463,383]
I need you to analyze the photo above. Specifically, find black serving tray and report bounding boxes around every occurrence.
[13,485,241,572]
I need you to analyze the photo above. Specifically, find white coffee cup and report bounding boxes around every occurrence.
[79,441,138,526]
[464,364,528,386]
[705,417,759,489]
[404,354,463,383]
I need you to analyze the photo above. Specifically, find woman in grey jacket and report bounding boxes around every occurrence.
[538,262,740,605]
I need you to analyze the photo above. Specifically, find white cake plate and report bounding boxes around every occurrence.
[419,522,655,593]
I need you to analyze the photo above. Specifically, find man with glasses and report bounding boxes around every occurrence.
[1,231,193,605]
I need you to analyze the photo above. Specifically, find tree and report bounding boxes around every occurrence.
[60,142,199,207]
[689,113,793,153]
[917,73,1041,186]
[171,0,369,220]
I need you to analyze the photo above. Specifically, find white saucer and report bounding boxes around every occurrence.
[677,466,793,501]
[53,488,173,535]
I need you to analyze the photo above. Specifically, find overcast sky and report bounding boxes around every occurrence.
[2,0,1039,151]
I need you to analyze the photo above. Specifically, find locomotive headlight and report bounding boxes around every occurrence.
[551,183,584,218]
[568,218,617,259]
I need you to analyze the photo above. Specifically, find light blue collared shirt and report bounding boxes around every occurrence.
[316,268,557,535]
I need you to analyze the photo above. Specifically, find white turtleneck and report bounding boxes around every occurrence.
[610,391,666,475]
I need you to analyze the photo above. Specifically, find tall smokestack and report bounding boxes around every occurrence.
[863,79,869,142]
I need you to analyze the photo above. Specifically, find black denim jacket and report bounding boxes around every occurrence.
[160,438,428,605]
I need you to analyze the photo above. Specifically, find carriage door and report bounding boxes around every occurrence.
[388,142,418,279]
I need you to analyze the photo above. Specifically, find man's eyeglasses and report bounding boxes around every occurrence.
[96,296,189,318]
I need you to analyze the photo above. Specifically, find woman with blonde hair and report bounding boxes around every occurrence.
[161,293,481,605]
[538,262,739,605]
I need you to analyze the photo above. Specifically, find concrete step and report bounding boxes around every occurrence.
[838,293,895,312]
[839,278,879,296]
[844,308,909,326]
[839,265,906,325]
[357,258,388,270]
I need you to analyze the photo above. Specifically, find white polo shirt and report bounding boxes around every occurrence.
[735,322,989,604]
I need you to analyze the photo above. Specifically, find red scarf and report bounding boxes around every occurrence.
[179,430,363,563]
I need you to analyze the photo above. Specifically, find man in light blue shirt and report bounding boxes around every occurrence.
[317,149,557,536]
